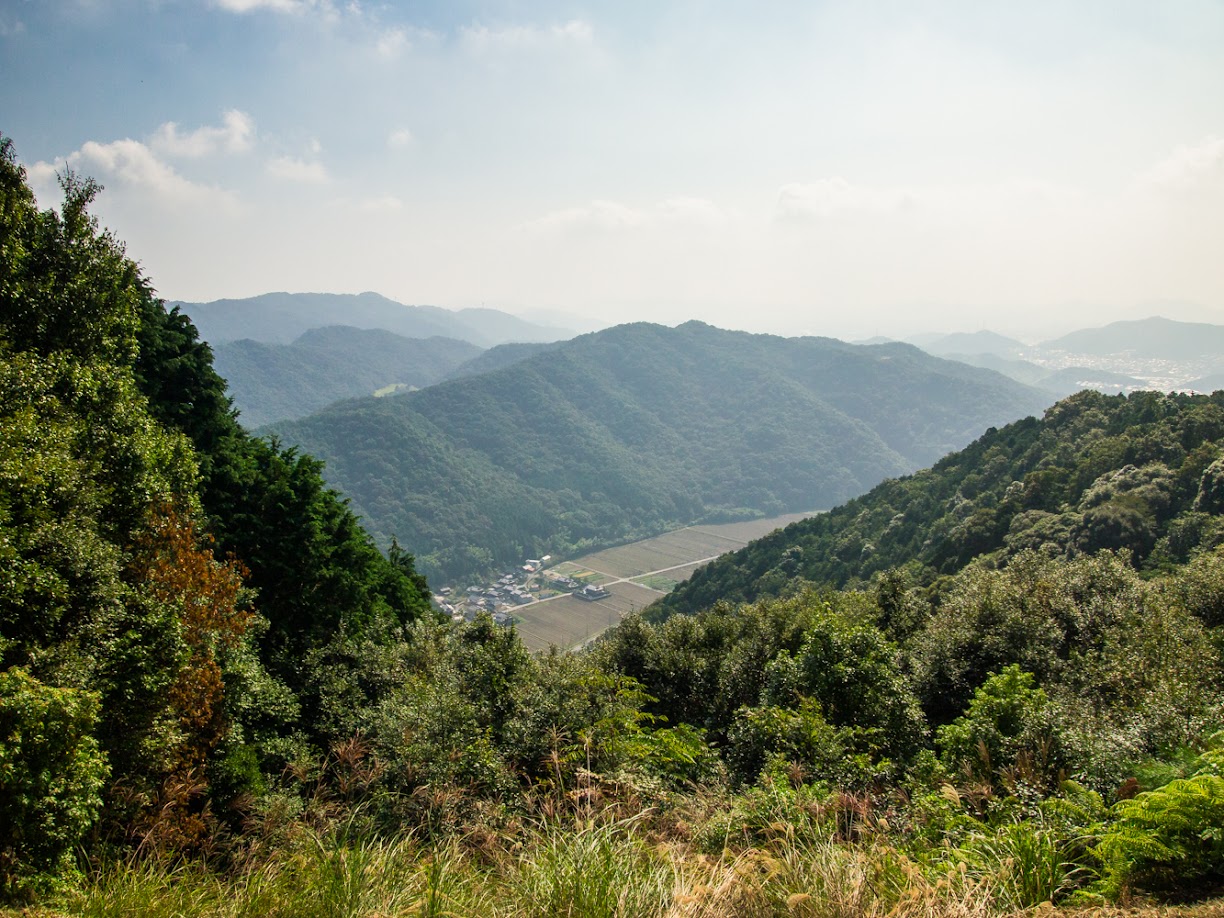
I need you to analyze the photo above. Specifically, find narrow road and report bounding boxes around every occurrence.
[515,552,726,611]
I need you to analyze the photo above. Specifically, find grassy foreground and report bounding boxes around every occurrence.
[6,787,1220,918]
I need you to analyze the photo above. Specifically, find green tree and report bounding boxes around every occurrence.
[938,665,1063,790]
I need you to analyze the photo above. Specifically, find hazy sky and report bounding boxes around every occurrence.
[5,0,1224,339]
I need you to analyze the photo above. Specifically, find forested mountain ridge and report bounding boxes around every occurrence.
[270,320,1052,583]
[211,326,481,427]
[443,340,562,381]
[655,388,1224,618]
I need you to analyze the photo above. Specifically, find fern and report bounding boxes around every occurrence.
[1097,773,1224,897]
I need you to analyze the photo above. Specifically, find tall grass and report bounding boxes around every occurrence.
[504,818,674,917]
[44,816,1060,918]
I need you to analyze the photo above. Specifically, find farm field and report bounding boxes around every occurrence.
[698,511,815,542]
[513,582,662,649]
[514,510,821,650]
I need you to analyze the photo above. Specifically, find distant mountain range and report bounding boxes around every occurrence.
[1039,316,1224,359]
[266,321,1053,584]
[174,291,573,348]
[212,326,482,427]
[1188,373,1224,392]
[915,330,1028,359]
[901,316,1224,394]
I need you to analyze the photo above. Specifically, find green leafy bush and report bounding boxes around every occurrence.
[0,667,108,899]
[938,665,1063,792]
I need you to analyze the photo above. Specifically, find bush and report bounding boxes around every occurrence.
[0,667,108,899]
[938,665,1063,793]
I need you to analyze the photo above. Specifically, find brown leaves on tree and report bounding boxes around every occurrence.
[128,502,253,849]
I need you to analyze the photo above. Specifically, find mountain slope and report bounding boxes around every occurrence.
[175,291,571,348]
[918,330,1027,358]
[1040,316,1224,359]
[269,321,1052,583]
[654,389,1224,618]
[445,340,562,381]
[212,326,481,427]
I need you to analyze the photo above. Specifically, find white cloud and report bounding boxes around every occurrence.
[521,200,642,234]
[266,155,329,183]
[28,138,240,211]
[151,110,255,157]
[519,197,730,236]
[656,197,731,228]
[358,195,403,212]
[1139,137,1224,195]
[212,0,317,13]
[460,19,594,54]
[376,25,409,57]
[387,128,415,149]
[0,15,25,36]
[776,178,910,221]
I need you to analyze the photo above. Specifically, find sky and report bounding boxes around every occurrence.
[4,0,1224,341]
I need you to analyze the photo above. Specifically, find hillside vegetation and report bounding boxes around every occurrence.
[212,326,480,426]
[271,321,1051,583]
[3,138,1223,915]
[656,388,1224,618]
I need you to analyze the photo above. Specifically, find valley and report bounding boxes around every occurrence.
[269,321,1050,584]
[439,511,819,650]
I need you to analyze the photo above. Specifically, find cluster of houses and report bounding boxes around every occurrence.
[432,555,613,626]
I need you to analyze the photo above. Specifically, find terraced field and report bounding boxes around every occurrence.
[513,511,820,649]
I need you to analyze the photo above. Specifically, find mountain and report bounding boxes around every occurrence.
[1040,316,1224,360]
[918,330,1028,358]
[654,388,1224,618]
[1186,373,1224,393]
[174,291,573,348]
[940,352,1052,387]
[267,321,1053,584]
[444,341,563,381]
[212,326,481,427]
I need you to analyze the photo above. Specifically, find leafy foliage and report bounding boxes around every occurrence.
[937,666,1062,791]
[0,136,435,882]
[0,668,107,898]
[1098,771,1224,897]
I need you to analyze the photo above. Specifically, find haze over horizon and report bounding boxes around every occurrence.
[5,1,1223,341]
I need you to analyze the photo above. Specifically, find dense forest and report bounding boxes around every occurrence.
[271,321,1051,584]
[3,138,1223,915]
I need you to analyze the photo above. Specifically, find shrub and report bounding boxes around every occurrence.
[938,665,1064,793]
[0,667,108,899]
